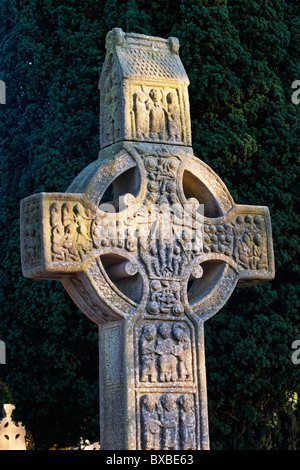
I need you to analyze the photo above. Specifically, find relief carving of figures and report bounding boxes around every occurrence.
[141,395,161,450]
[158,394,179,450]
[140,324,157,383]
[166,91,181,141]
[203,215,268,271]
[172,324,192,382]
[50,201,93,262]
[132,87,183,143]
[140,393,197,450]
[144,155,179,204]
[149,89,166,140]
[203,223,233,256]
[252,233,267,270]
[133,90,150,139]
[64,222,81,261]
[51,223,69,261]
[156,324,178,382]
[73,203,93,258]
[178,394,196,450]
[138,322,192,383]
[91,214,120,250]
[231,215,268,271]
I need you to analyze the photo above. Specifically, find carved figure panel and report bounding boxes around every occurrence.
[132,86,183,143]
[140,393,197,450]
[203,215,268,271]
[139,322,193,383]
[49,201,94,262]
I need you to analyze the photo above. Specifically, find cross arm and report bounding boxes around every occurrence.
[201,204,275,286]
[20,192,97,279]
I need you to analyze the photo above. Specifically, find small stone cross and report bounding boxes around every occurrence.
[20,29,275,450]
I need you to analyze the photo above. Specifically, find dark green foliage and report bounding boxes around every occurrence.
[0,0,299,449]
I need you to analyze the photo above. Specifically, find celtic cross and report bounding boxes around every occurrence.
[20,29,275,450]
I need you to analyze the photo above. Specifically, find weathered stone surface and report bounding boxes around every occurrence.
[20,29,275,450]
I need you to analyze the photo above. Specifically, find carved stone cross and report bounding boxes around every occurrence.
[20,29,275,450]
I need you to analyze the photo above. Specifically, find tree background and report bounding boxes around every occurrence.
[0,0,299,449]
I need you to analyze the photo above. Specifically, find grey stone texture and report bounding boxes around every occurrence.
[20,29,275,450]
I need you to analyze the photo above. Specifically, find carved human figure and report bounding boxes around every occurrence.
[155,323,177,382]
[91,215,107,249]
[141,395,161,450]
[253,233,268,270]
[158,239,173,278]
[232,215,245,262]
[220,223,233,256]
[62,202,75,227]
[166,91,181,141]
[172,245,182,277]
[178,395,196,450]
[126,226,137,252]
[149,89,165,140]
[140,324,157,382]
[172,325,192,382]
[74,203,92,252]
[238,232,252,269]
[149,244,161,278]
[134,90,150,139]
[51,223,68,261]
[147,280,162,315]
[158,394,179,450]
[49,202,60,227]
[63,223,80,261]
[244,214,254,237]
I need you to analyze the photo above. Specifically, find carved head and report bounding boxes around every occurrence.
[143,324,156,341]
[141,394,156,412]
[253,233,263,246]
[50,202,60,215]
[62,201,73,215]
[174,246,181,255]
[64,223,77,239]
[242,233,251,245]
[149,88,162,104]
[172,325,187,342]
[179,394,193,412]
[161,393,176,411]
[244,215,253,225]
[157,323,171,339]
[166,91,177,105]
[254,215,264,230]
[136,90,145,102]
[73,202,86,219]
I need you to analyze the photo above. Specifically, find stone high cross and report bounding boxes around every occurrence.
[20,29,275,450]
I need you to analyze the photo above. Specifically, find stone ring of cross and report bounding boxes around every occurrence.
[20,29,274,450]
[20,141,274,325]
